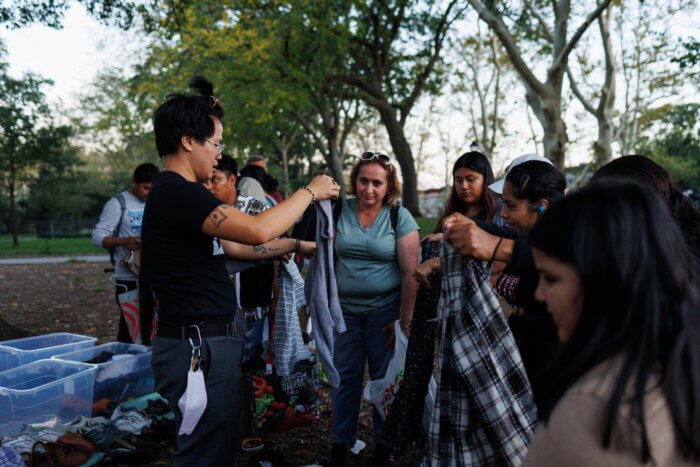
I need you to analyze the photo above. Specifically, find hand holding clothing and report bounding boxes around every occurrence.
[413,256,441,287]
[445,217,501,261]
[122,236,141,250]
[306,174,341,201]
[425,232,443,243]
[299,240,317,258]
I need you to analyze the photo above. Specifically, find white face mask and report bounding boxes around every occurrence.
[177,334,208,436]
[178,368,207,435]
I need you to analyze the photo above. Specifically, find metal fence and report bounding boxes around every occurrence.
[0,218,98,238]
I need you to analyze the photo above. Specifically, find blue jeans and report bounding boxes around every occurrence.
[242,318,265,370]
[331,306,399,445]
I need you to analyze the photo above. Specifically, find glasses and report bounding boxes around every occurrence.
[206,138,226,155]
[360,151,391,165]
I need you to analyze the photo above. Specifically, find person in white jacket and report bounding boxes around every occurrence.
[92,162,159,342]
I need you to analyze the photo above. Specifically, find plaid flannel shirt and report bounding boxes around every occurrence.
[428,242,537,466]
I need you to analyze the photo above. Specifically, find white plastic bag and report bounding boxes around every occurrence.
[422,376,437,433]
[363,321,408,420]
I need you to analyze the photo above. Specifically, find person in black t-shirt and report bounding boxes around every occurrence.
[142,77,339,466]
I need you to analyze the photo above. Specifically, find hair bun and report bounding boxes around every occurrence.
[189,76,215,97]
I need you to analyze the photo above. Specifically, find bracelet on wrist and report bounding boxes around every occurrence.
[398,318,411,329]
[300,186,316,202]
[295,238,301,256]
[489,236,504,265]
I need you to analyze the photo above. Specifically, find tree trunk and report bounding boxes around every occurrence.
[527,88,567,169]
[278,132,295,197]
[326,144,346,197]
[593,116,613,166]
[9,163,18,247]
[377,108,421,216]
[593,6,615,166]
[541,104,567,169]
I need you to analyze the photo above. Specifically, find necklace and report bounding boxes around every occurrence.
[358,206,381,228]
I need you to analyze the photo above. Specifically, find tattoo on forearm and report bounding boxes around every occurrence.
[209,207,228,228]
[252,244,283,255]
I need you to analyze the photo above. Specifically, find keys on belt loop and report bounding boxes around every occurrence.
[188,325,203,371]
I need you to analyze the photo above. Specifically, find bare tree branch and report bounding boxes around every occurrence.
[323,80,392,113]
[566,66,596,115]
[468,0,546,94]
[489,34,502,155]
[288,111,326,156]
[326,74,381,101]
[399,0,464,126]
[523,0,554,42]
[553,0,613,70]
[596,6,615,116]
[339,102,360,157]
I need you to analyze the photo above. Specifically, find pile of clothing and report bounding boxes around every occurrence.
[0,395,174,466]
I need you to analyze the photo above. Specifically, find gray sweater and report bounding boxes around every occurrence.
[304,199,346,387]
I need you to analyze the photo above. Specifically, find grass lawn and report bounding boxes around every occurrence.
[0,236,103,257]
[417,217,439,235]
[0,218,440,257]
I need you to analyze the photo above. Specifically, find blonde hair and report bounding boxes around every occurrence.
[347,159,402,206]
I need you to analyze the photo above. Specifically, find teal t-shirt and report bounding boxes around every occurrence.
[335,198,419,315]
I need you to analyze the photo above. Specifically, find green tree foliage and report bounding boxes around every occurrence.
[131,0,358,194]
[77,69,158,176]
[22,155,124,222]
[635,103,700,191]
[319,0,467,215]
[0,0,135,29]
[0,43,77,245]
[672,37,699,79]
[130,0,464,214]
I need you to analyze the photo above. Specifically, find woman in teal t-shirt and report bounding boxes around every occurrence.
[330,152,420,465]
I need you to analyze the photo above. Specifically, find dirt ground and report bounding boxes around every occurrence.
[0,261,426,466]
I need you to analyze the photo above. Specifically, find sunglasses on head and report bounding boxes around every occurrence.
[360,151,391,165]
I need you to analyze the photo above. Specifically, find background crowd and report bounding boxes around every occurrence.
[87,76,700,467]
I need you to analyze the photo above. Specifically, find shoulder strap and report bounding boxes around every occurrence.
[390,205,399,234]
[332,199,343,228]
[109,194,128,266]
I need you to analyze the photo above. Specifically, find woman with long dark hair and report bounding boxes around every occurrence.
[592,155,700,273]
[524,180,699,465]
[434,151,502,229]
[414,152,503,284]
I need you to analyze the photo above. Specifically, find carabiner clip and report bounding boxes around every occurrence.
[188,325,203,371]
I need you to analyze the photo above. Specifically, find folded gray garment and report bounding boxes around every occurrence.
[304,199,346,387]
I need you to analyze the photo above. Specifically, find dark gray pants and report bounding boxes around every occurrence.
[151,334,244,466]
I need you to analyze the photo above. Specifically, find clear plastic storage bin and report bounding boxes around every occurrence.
[53,343,153,403]
[0,359,97,437]
[0,333,97,373]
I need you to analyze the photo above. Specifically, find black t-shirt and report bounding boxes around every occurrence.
[476,220,559,386]
[141,171,236,327]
